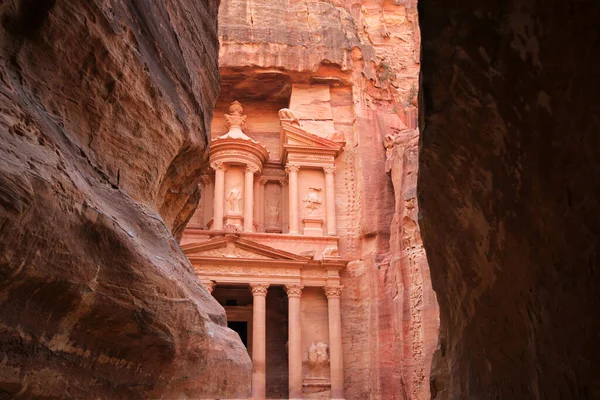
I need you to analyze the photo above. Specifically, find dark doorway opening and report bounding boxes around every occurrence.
[228,321,248,348]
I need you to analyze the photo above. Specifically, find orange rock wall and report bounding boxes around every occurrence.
[0,0,250,398]
[217,1,438,398]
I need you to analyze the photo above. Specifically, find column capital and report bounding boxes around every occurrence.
[285,164,301,173]
[210,161,226,171]
[323,166,336,175]
[324,285,344,299]
[284,284,304,298]
[201,280,216,294]
[250,283,270,296]
[246,164,260,174]
[259,177,269,186]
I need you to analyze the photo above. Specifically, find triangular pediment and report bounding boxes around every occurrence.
[181,235,309,261]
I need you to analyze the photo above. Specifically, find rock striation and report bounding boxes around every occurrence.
[419,1,600,399]
[0,0,250,398]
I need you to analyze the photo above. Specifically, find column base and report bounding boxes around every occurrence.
[302,218,323,236]
[225,212,243,227]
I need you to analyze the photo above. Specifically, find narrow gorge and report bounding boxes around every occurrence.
[1,0,598,399]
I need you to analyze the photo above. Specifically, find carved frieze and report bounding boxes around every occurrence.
[196,265,299,277]
[287,153,335,164]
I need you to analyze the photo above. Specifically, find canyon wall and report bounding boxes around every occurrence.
[0,0,250,398]
[218,1,438,398]
[419,1,600,399]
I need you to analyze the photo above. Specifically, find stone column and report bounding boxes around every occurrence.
[201,280,216,294]
[200,174,211,226]
[286,164,300,234]
[211,161,226,230]
[285,284,304,399]
[324,285,344,399]
[244,165,258,232]
[251,283,269,399]
[323,166,337,236]
[259,178,268,232]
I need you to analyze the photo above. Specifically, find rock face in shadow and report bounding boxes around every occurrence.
[0,0,250,398]
[419,2,600,399]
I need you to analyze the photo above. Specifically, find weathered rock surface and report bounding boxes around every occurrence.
[0,0,250,398]
[218,1,437,399]
[419,2,600,399]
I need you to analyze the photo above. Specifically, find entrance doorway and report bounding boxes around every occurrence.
[228,321,248,348]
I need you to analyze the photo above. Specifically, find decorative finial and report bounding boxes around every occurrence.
[229,100,244,115]
[225,100,247,129]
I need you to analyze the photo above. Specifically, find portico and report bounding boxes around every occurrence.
[182,235,346,399]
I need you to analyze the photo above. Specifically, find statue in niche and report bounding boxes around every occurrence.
[227,185,242,214]
[308,341,329,377]
[224,100,247,129]
[302,187,322,216]
[266,199,281,225]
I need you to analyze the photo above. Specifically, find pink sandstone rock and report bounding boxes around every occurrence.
[0,0,250,398]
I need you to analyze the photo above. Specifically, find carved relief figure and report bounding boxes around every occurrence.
[278,108,299,125]
[224,100,247,129]
[266,199,281,225]
[227,185,242,214]
[302,187,322,216]
[322,245,340,258]
[308,341,329,377]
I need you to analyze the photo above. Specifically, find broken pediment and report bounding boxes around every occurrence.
[281,121,343,151]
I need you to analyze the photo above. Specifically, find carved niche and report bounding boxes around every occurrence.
[264,181,283,233]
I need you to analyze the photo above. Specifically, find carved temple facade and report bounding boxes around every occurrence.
[181,101,349,399]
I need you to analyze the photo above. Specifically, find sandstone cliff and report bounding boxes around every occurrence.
[419,1,600,398]
[0,0,250,398]
[218,1,437,398]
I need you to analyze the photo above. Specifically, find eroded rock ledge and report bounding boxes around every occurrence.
[0,0,250,398]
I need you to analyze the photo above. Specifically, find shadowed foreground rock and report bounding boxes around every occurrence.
[0,0,250,398]
[419,1,600,399]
